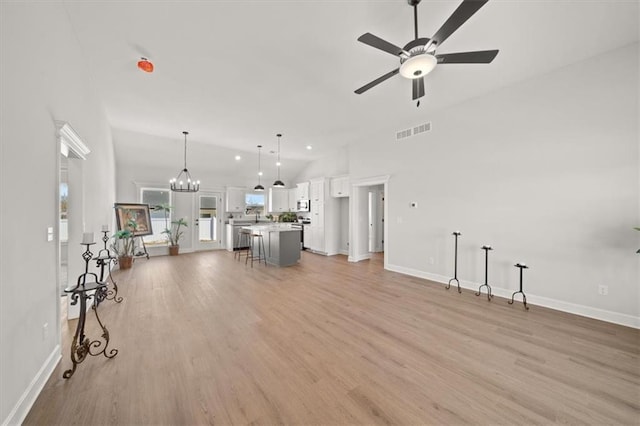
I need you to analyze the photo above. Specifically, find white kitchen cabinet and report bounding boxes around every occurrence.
[288,188,297,211]
[226,187,246,212]
[268,187,289,213]
[303,224,312,249]
[330,176,350,197]
[309,179,324,203]
[296,182,310,200]
[308,178,327,253]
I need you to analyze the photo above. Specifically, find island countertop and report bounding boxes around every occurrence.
[241,224,300,232]
[241,224,301,266]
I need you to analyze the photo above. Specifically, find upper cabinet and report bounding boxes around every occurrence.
[330,176,350,198]
[309,179,324,203]
[226,187,246,212]
[288,188,298,212]
[296,182,310,201]
[268,187,289,213]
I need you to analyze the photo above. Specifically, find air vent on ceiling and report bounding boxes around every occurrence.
[396,122,431,141]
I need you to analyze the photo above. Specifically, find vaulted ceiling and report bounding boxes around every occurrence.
[64,0,638,170]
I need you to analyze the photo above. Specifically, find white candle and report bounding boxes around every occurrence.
[82,232,94,244]
[101,225,109,232]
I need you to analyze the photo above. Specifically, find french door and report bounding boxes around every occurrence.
[194,191,224,250]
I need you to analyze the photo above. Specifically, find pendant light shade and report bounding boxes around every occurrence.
[272,133,285,188]
[254,145,264,192]
[170,131,200,192]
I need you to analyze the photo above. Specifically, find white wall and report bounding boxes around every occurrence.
[292,146,349,184]
[344,43,639,325]
[0,3,116,424]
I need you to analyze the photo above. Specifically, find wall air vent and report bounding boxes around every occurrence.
[413,122,431,135]
[396,128,412,140]
[396,122,431,141]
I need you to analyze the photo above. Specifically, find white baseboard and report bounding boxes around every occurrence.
[386,263,640,329]
[339,249,349,256]
[2,345,61,426]
[348,253,371,263]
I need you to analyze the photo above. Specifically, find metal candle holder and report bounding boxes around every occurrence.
[93,229,123,304]
[476,245,493,301]
[446,231,462,293]
[509,263,529,310]
[63,242,117,378]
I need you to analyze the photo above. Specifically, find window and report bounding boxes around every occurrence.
[244,193,264,216]
[245,193,265,206]
[140,188,171,245]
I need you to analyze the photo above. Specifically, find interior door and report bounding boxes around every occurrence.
[194,192,224,250]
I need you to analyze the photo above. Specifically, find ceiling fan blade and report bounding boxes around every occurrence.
[412,77,425,100]
[355,68,400,94]
[436,49,499,64]
[357,33,405,57]
[431,0,489,47]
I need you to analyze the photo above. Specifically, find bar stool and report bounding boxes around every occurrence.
[246,232,266,267]
[235,229,252,261]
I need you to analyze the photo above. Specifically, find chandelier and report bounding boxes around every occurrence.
[170,131,200,192]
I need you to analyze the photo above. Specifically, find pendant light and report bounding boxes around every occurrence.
[254,145,264,192]
[170,131,200,192]
[272,133,285,188]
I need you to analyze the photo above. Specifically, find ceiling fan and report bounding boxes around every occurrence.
[355,0,499,104]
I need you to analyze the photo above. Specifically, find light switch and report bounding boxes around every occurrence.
[47,227,54,242]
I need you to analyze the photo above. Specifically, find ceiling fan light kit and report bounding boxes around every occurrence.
[355,0,499,103]
[399,53,437,79]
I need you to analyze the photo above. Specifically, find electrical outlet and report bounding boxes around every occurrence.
[598,285,608,296]
[42,323,48,340]
[429,257,435,265]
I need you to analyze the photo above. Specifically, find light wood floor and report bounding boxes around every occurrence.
[25,251,639,425]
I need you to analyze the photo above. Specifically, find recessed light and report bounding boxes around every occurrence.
[235,155,241,161]
[306,145,312,150]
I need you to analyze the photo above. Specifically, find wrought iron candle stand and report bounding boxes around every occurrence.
[446,231,462,293]
[509,263,529,310]
[93,229,123,304]
[476,245,493,301]
[63,242,118,379]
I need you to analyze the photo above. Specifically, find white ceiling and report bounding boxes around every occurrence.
[64,0,638,166]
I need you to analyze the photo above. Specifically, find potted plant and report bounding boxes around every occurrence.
[111,215,139,269]
[279,212,297,223]
[163,218,188,255]
[111,228,135,269]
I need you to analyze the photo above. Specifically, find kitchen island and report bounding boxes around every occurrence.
[242,224,301,267]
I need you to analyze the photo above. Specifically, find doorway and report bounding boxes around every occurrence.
[194,191,224,250]
[349,175,389,268]
[56,122,90,326]
[368,185,384,253]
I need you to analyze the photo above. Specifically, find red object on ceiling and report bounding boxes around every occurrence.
[137,58,154,73]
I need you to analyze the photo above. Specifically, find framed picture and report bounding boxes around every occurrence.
[114,203,153,237]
